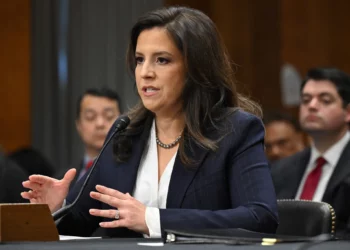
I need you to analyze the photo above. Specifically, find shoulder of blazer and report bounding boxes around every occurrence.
[227,109,263,126]
[217,109,264,139]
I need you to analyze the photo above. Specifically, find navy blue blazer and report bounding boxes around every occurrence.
[57,110,278,237]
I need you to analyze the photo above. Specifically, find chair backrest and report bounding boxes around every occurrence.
[277,199,336,237]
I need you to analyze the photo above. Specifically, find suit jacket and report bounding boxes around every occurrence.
[57,110,278,237]
[0,152,29,203]
[69,161,85,188]
[271,144,350,238]
[55,158,87,189]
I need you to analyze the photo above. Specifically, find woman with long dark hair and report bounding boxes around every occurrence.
[22,6,278,237]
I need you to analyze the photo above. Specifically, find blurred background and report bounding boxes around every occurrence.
[1,0,349,173]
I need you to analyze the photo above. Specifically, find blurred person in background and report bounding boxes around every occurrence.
[9,147,55,177]
[56,87,121,186]
[0,150,28,203]
[272,67,350,239]
[263,112,307,163]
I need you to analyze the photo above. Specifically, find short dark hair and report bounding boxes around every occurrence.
[76,87,121,119]
[301,67,350,107]
[263,112,301,132]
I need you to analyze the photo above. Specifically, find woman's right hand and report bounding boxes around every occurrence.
[21,169,77,213]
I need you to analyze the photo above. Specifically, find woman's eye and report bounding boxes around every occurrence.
[157,57,169,64]
[135,57,144,64]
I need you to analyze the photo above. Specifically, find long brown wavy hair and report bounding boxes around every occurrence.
[113,6,262,166]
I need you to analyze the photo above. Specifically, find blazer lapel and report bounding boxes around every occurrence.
[114,118,153,194]
[280,149,310,199]
[72,160,84,187]
[166,136,209,208]
[323,142,350,202]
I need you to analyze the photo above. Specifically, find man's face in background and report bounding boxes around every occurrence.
[265,121,305,162]
[76,95,120,155]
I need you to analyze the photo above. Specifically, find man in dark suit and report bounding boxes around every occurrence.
[56,87,121,186]
[271,67,350,238]
[0,151,29,203]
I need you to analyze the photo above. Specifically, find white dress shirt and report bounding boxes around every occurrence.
[133,120,177,238]
[295,131,350,201]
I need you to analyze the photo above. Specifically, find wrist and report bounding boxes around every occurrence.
[51,199,66,213]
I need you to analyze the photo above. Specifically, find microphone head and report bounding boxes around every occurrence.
[115,115,130,131]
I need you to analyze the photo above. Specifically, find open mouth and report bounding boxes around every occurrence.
[142,86,159,96]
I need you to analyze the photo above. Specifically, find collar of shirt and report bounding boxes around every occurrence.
[133,119,177,208]
[83,154,95,167]
[309,131,350,170]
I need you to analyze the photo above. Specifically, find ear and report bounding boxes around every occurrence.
[344,104,350,123]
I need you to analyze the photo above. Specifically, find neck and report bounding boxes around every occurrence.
[155,112,185,143]
[85,148,99,159]
[311,128,348,154]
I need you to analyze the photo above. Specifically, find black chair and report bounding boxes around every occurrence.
[276,199,336,237]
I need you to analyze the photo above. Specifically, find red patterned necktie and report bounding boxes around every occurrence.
[300,157,326,200]
[85,160,94,170]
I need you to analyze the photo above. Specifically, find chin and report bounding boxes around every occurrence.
[142,103,159,113]
[303,127,325,134]
[93,143,104,150]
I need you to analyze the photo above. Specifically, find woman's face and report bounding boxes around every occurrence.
[135,27,186,117]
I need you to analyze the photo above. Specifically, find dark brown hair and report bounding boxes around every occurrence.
[76,87,121,119]
[113,6,261,165]
[301,67,350,108]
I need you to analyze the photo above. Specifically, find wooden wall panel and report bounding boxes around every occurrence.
[282,0,350,76]
[281,0,350,117]
[329,0,350,71]
[281,0,331,76]
[0,1,31,153]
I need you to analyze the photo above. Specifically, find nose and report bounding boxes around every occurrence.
[140,61,155,79]
[270,145,282,160]
[95,116,106,128]
[308,97,320,110]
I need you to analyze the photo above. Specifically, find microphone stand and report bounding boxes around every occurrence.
[52,116,129,222]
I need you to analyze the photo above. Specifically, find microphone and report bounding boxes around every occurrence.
[52,115,130,222]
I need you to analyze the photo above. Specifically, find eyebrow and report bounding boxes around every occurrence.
[103,107,118,112]
[302,92,335,98]
[83,107,117,113]
[135,51,174,57]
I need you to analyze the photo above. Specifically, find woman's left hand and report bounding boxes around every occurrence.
[89,185,149,234]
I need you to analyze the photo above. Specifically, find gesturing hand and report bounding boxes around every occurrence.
[89,185,148,234]
[21,169,77,213]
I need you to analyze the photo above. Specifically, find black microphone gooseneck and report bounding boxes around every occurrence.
[52,115,130,222]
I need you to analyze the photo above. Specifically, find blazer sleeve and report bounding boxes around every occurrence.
[159,113,279,234]
[56,119,121,236]
[56,164,102,236]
